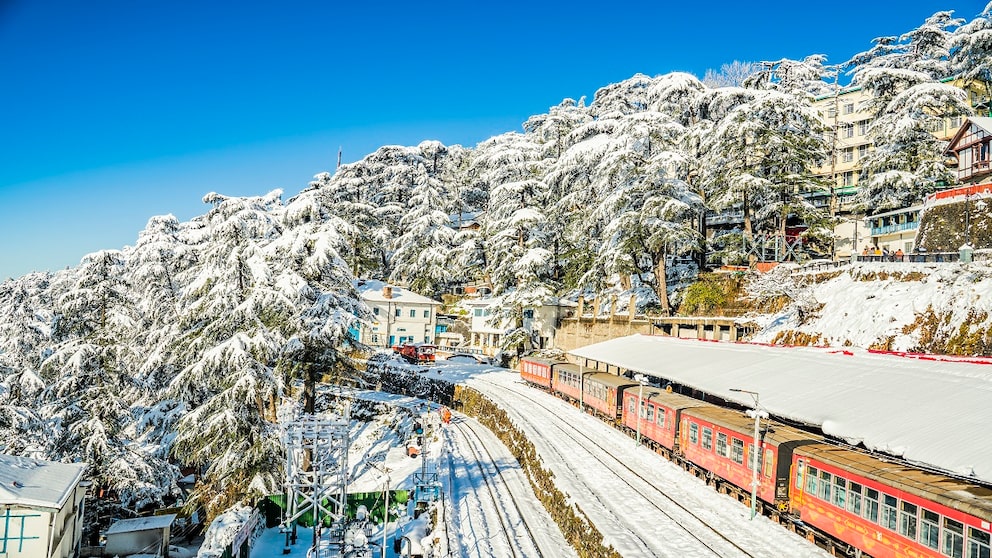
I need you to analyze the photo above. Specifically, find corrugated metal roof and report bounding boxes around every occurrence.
[0,454,86,509]
[569,334,992,484]
[105,514,176,535]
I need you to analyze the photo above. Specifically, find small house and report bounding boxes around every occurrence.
[0,454,88,558]
[105,514,176,557]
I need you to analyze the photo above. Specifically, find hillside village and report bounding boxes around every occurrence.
[3,5,992,558]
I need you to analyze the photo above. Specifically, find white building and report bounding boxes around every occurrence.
[464,297,577,355]
[356,280,441,348]
[0,454,88,558]
[105,514,176,557]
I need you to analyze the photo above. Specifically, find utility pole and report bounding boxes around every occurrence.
[635,374,647,447]
[730,388,763,520]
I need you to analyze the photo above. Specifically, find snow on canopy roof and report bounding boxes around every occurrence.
[356,279,440,305]
[569,334,992,484]
[105,514,176,535]
[0,454,86,510]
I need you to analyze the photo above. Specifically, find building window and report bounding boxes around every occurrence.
[374,307,380,316]
[841,123,854,138]
[844,102,855,114]
[423,309,430,318]
[944,518,964,558]
[842,171,855,187]
[395,308,401,317]
[523,309,534,319]
[951,115,963,128]
[701,427,712,450]
[474,308,483,317]
[858,144,869,160]
[858,119,870,135]
[842,147,854,162]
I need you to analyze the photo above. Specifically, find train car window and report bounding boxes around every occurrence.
[795,459,805,489]
[944,518,964,557]
[881,494,899,531]
[763,448,774,478]
[716,433,728,457]
[656,409,665,427]
[747,444,755,470]
[819,470,832,501]
[899,501,918,540]
[833,476,847,509]
[702,428,712,450]
[919,508,940,550]
[626,396,636,414]
[864,488,880,523]
[848,482,863,516]
[646,404,654,422]
[689,423,699,445]
[639,401,646,419]
[967,527,990,558]
[806,466,819,495]
[731,439,744,464]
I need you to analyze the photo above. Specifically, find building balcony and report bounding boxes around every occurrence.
[870,221,919,236]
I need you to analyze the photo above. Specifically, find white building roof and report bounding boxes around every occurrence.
[569,334,992,484]
[0,454,86,510]
[105,514,176,535]
[356,280,441,306]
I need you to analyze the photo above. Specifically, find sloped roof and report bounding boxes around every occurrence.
[570,334,992,484]
[945,116,992,152]
[0,454,87,510]
[106,514,176,535]
[356,279,441,306]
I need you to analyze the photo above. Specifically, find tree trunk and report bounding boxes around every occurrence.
[743,191,756,266]
[655,254,671,316]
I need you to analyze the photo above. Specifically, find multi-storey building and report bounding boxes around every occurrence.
[356,279,441,348]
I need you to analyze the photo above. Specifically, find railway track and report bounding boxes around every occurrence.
[443,413,564,558]
[470,374,823,558]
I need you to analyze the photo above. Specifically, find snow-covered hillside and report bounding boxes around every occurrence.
[750,260,992,354]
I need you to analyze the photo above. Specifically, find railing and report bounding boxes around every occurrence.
[869,221,919,236]
[855,252,960,263]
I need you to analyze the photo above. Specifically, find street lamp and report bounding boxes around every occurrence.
[370,462,391,557]
[634,374,648,447]
[729,388,766,520]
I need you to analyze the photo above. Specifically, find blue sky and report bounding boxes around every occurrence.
[0,0,986,280]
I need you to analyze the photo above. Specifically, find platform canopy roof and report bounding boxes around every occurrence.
[570,334,992,485]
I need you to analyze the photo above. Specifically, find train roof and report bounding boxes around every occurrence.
[570,334,992,485]
[585,372,638,389]
[631,386,710,411]
[683,406,815,446]
[795,444,992,522]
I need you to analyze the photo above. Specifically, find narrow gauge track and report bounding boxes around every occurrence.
[473,376,762,558]
[444,414,551,558]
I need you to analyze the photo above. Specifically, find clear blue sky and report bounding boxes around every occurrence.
[0,0,986,280]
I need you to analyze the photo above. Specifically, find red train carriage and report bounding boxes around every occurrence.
[518,356,556,390]
[680,406,817,512]
[792,444,992,558]
[621,387,707,457]
[551,362,590,406]
[581,373,637,422]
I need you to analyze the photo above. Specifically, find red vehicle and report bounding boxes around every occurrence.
[519,356,556,390]
[393,343,436,364]
[792,444,992,558]
[550,362,592,406]
[679,406,816,512]
[580,373,636,422]
[621,387,706,458]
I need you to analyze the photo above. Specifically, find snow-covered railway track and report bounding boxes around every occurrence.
[444,413,568,558]
[477,378,756,557]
